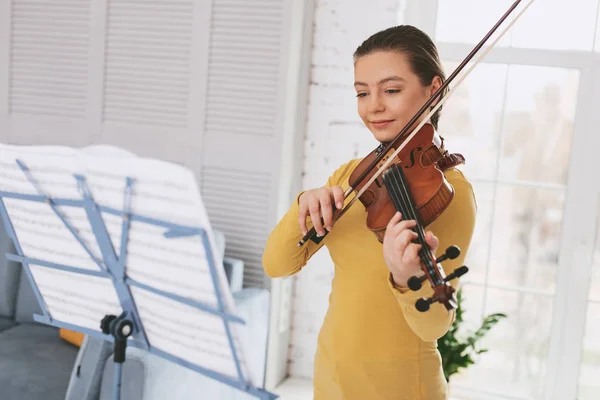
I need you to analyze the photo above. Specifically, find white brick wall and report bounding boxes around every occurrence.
[288,0,407,379]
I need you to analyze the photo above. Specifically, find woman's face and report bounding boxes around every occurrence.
[354,51,441,143]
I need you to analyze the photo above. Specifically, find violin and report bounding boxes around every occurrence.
[352,123,466,312]
[296,0,534,312]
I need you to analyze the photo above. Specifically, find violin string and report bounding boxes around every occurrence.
[384,166,422,243]
[383,165,438,283]
[391,165,444,286]
[384,166,433,277]
[391,167,439,282]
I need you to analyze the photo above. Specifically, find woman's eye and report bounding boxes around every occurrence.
[386,89,401,94]
[356,93,368,98]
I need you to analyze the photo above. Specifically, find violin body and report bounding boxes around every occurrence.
[348,123,454,242]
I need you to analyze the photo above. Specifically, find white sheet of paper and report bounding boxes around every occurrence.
[0,143,253,386]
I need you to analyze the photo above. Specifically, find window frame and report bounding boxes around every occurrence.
[402,1,600,399]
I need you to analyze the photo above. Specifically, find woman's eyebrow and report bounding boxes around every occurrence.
[353,76,405,87]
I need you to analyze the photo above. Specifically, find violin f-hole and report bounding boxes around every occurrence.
[404,146,422,169]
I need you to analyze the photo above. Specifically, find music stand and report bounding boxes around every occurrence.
[0,144,278,400]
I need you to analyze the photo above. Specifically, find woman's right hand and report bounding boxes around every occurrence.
[298,186,345,237]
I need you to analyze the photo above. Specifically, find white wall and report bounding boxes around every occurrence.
[288,0,405,378]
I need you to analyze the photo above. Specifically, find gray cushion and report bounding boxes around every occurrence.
[65,335,113,400]
[0,323,79,400]
[14,268,44,323]
[0,218,21,318]
[223,256,244,293]
[0,317,16,333]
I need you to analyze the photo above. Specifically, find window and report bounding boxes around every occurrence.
[436,0,599,51]
[403,1,600,399]
[579,213,600,398]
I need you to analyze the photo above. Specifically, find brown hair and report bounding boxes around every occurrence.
[353,25,447,129]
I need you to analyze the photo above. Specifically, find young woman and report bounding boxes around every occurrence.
[262,25,477,400]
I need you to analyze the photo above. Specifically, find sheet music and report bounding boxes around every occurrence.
[131,287,250,381]
[125,223,217,306]
[0,146,106,271]
[0,143,254,386]
[32,265,123,331]
[82,151,237,314]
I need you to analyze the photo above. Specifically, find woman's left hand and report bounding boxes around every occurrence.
[383,212,439,288]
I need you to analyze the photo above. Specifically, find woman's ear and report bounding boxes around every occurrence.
[429,76,443,106]
[430,76,442,96]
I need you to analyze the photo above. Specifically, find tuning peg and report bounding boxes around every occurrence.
[407,275,427,291]
[444,265,469,282]
[415,293,459,312]
[435,245,461,264]
[415,297,433,312]
[408,247,462,291]
[413,266,466,312]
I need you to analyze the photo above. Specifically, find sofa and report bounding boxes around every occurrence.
[0,213,271,400]
[0,208,80,399]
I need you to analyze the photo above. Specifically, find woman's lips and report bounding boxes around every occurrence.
[371,120,394,129]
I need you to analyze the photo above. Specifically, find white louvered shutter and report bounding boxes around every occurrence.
[10,0,89,118]
[201,0,288,289]
[103,2,193,129]
[1,0,93,146]
[99,0,206,174]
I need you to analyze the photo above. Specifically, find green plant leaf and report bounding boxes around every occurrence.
[439,287,508,383]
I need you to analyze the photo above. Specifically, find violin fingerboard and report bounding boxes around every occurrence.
[381,165,417,222]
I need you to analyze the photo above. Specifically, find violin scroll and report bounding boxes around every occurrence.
[407,245,461,291]
[413,265,469,312]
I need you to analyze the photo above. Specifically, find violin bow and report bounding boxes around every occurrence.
[298,0,535,247]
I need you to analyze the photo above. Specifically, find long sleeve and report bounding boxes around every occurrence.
[387,169,477,342]
[261,190,325,278]
[262,161,357,278]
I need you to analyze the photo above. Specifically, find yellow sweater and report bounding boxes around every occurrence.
[263,158,477,400]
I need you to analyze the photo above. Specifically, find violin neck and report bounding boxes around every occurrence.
[382,165,444,286]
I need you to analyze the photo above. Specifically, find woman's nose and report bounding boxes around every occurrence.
[368,93,385,113]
